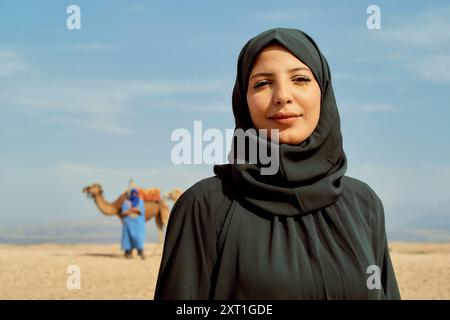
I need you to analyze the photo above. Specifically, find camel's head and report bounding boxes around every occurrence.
[82,183,103,198]
[165,188,183,202]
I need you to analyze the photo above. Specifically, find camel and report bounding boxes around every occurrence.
[82,183,183,243]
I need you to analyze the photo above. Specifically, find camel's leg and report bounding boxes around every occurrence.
[155,214,164,244]
[161,206,170,225]
[159,206,170,242]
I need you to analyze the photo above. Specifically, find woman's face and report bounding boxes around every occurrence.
[246,43,321,145]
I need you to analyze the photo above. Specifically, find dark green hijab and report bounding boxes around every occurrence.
[215,28,347,216]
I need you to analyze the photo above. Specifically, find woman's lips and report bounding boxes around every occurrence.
[269,113,302,125]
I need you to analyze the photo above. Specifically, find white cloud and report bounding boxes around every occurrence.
[348,163,450,210]
[54,162,212,191]
[8,81,134,135]
[54,162,140,178]
[382,7,450,48]
[118,79,229,96]
[2,129,25,136]
[192,103,230,113]
[412,54,450,83]
[376,6,450,83]
[0,47,29,77]
[9,79,228,113]
[130,5,145,12]
[253,12,303,24]
[56,43,119,52]
[44,115,133,136]
[333,72,394,83]
[340,101,403,113]
[14,83,130,115]
[252,8,317,24]
[0,43,232,136]
[2,77,229,136]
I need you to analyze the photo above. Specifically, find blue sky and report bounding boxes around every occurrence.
[1,1,449,241]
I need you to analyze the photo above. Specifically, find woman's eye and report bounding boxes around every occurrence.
[254,81,269,88]
[293,76,311,84]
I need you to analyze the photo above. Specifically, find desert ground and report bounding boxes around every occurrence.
[0,242,449,300]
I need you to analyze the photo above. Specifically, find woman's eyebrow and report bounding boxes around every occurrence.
[250,67,311,79]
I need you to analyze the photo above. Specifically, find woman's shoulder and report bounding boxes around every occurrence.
[170,172,234,231]
[341,175,385,226]
[178,164,234,203]
[342,175,383,206]
[180,172,232,200]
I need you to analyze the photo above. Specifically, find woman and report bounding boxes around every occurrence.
[154,28,400,299]
[121,188,146,259]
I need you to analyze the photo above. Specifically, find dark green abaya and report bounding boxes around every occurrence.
[154,28,401,300]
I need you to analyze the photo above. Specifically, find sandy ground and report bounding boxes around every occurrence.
[0,242,449,300]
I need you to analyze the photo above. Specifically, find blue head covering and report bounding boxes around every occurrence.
[129,188,140,207]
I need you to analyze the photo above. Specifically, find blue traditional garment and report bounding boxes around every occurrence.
[121,189,146,251]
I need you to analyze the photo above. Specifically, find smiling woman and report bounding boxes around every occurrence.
[246,43,321,145]
[154,28,401,300]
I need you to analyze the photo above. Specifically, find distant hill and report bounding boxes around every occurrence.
[0,218,160,244]
[388,213,450,242]
[1,214,449,244]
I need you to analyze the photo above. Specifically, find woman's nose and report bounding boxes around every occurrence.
[272,83,293,105]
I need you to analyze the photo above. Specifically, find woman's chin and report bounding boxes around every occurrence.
[277,129,308,145]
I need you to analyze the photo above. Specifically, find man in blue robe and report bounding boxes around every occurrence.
[120,188,146,259]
